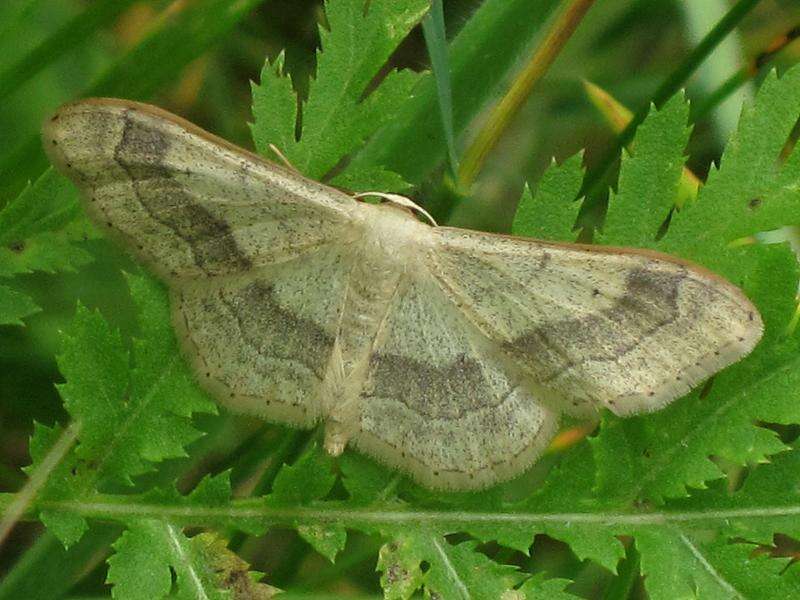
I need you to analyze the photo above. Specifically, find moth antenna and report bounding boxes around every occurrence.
[268,143,299,173]
[355,192,438,226]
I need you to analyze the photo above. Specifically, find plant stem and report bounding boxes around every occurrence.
[9,495,800,528]
[0,421,81,548]
[457,0,596,190]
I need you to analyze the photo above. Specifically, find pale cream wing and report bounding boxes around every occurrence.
[43,98,361,426]
[42,98,359,280]
[352,271,557,490]
[174,243,354,426]
[428,228,763,417]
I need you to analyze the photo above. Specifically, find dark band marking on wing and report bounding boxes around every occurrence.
[510,268,688,383]
[212,282,334,380]
[366,352,514,421]
[113,109,252,274]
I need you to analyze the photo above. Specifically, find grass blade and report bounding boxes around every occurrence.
[422,0,458,177]
[0,0,268,203]
[580,0,763,200]
[0,0,140,103]
[457,0,597,190]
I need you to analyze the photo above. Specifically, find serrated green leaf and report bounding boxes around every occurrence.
[516,573,577,599]
[26,422,87,547]
[56,303,131,477]
[339,451,398,505]
[269,443,336,505]
[296,523,347,563]
[512,153,584,241]
[0,283,39,325]
[329,165,412,194]
[190,532,280,599]
[0,169,93,278]
[664,67,800,260]
[377,532,529,600]
[598,93,692,247]
[250,52,297,161]
[268,444,344,560]
[251,0,427,184]
[31,273,216,546]
[516,445,626,572]
[59,275,213,487]
[378,536,425,599]
[125,274,215,467]
[107,520,229,600]
[590,64,800,504]
[423,536,527,599]
[106,521,174,600]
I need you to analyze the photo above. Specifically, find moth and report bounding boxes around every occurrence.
[43,98,763,490]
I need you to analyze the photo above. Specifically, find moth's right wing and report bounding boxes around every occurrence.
[43,98,360,281]
[353,271,557,490]
[427,227,763,419]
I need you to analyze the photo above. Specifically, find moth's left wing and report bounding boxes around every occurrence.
[43,98,359,281]
[428,228,763,417]
[43,98,361,428]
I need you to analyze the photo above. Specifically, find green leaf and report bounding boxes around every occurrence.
[60,275,213,487]
[663,67,800,262]
[0,284,39,325]
[0,169,92,278]
[339,451,399,505]
[598,93,692,247]
[107,521,175,600]
[107,521,228,600]
[268,444,344,560]
[32,273,215,545]
[26,422,87,547]
[189,532,280,599]
[377,536,425,599]
[512,152,584,242]
[329,165,412,194]
[0,168,92,326]
[56,304,130,478]
[295,523,347,563]
[125,274,215,469]
[250,52,297,162]
[251,0,428,184]
[379,535,526,600]
[590,64,800,504]
[516,445,626,572]
[268,443,336,505]
[516,573,578,599]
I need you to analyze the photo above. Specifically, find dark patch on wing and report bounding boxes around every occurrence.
[215,281,334,379]
[506,267,685,380]
[113,110,251,274]
[366,352,509,420]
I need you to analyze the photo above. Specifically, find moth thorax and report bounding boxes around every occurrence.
[362,201,428,259]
